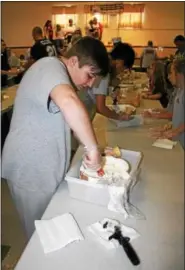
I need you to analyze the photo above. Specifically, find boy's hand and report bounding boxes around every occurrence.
[83,148,102,171]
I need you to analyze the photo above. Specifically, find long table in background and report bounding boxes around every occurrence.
[15,97,184,270]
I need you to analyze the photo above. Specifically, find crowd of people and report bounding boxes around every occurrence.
[1,16,184,240]
[1,17,103,88]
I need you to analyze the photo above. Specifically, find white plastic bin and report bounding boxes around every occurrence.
[65,149,143,206]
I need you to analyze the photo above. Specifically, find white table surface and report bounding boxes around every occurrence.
[15,100,184,270]
[1,84,18,114]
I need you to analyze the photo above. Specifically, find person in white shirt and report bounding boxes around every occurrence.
[140,41,157,71]
[65,19,77,44]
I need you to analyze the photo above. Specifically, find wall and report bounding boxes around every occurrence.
[1,1,52,46]
[1,1,184,47]
[103,1,184,46]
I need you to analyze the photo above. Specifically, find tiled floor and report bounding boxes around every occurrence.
[1,179,27,270]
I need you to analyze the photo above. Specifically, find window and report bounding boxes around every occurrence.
[118,12,144,29]
[52,6,78,28]
[118,4,145,29]
[52,14,78,28]
[85,13,109,27]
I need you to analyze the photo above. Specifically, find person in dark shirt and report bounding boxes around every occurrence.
[31,26,57,60]
[1,39,11,87]
[1,39,20,88]
[174,35,185,58]
[25,27,57,70]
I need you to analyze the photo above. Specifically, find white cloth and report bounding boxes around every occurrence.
[108,185,129,218]
[88,218,140,250]
[35,213,84,254]
[152,139,177,149]
[107,168,144,219]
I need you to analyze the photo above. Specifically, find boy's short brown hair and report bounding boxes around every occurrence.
[65,36,109,77]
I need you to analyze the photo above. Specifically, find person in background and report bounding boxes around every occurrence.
[92,17,103,40]
[142,61,168,108]
[65,19,76,44]
[80,42,136,121]
[67,28,83,51]
[174,35,185,59]
[140,40,157,72]
[1,39,20,88]
[67,33,82,51]
[19,54,26,67]
[110,42,135,84]
[25,48,31,61]
[85,20,99,39]
[55,24,65,39]
[1,39,11,87]
[74,27,82,36]
[150,58,185,149]
[112,37,122,48]
[24,26,57,69]
[9,51,20,68]
[43,20,53,40]
[53,24,65,56]
[2,37,109,239]
[143,61,175,120]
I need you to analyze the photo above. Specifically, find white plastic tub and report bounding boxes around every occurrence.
[65,149,143,207]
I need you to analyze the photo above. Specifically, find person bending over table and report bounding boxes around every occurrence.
[150,58,185,149]
[142,61,169,108]
[80,42,136,121]
[2,37,109,240]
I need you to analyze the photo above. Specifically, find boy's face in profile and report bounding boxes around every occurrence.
[68,56,97,88]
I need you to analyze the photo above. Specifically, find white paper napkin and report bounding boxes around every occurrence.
[88,218,140,250]
[152,139,177,149]
[35,213,84,254]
